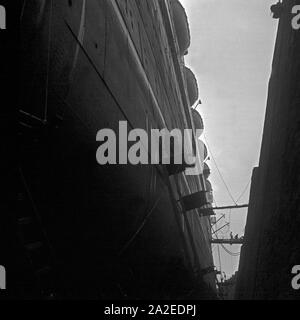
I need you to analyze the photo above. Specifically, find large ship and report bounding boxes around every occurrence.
[16,0,217,299]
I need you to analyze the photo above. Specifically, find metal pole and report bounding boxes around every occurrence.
[217,245,222,281]
[202,204,249,212]
[214,204,248,210]
[211,214,225,226]
[212,222,230,235]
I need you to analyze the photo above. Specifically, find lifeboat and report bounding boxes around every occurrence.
[205,180,214,203]
[197,140,208,162]
[170,0,191,56]
[203,143,208,161]
[191,108,204,137]
[184,66,198,106]
[205,179,212,192]
[203,163,211,179]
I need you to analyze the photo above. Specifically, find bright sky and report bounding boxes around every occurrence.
[180,0,278,278]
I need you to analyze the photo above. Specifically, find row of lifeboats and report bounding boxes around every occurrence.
[171,0,213,200]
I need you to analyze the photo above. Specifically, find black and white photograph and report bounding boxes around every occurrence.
[0,0,300,305]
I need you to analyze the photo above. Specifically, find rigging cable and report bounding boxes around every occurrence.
[203,133,237,205]
[236,178,251,203]
[44,0,53,122]
[213,225,241,257]
[203,133,252,207]
[118,197,161,256]
[20,0,27,21]
[220,243,240,256]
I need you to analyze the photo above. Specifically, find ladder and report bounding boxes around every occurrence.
[18,109,58,298]
[17,168,57,298]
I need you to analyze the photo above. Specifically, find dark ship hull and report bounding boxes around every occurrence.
[17,0,216,299]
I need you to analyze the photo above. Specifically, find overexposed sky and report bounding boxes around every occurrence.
[180,0,278,277]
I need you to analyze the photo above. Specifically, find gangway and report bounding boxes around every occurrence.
[210,238,244,245]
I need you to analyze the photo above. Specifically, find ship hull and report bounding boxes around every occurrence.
[18,0,215,299]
